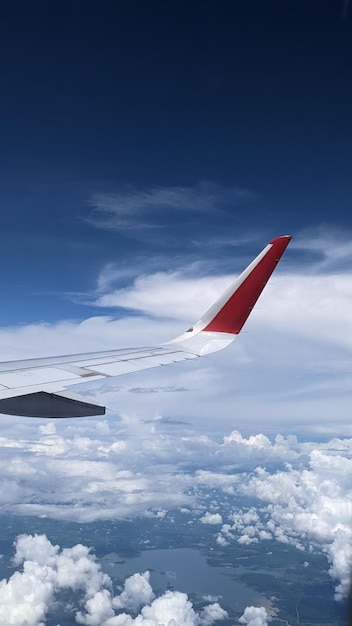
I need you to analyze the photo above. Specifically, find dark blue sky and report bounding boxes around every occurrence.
[1,0,351,324]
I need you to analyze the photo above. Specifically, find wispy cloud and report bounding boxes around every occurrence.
[341,0,350,20]
[292,225,352,272]
[86,182,255,232]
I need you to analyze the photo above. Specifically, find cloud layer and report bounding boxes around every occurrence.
[0,419,352,599]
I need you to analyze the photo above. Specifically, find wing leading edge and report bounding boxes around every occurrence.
[0,235,291,418]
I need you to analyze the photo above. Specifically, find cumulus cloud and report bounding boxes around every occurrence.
[200,603,229,625]
[106,590,228,626]
[0,535,228,626]
[112,571,155,612]
[216,441,352,599]
[0,533,110,626]
[200,513,223,525]
[38,422,56,436]
[223,431,271,448]
[239,606,270,626]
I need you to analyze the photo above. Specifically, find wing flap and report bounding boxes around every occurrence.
[78,351,197,377]
[0,366,80,389]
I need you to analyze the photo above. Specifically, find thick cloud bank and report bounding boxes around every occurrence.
[0,534,228,626]
[216,432,352,600]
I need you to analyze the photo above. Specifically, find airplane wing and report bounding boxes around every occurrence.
[0,235,291,418]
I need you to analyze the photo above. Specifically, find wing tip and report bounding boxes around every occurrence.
[201,234,292,335]
[269,234,292,245]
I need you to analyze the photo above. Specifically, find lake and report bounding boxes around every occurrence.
[102,547,268,612]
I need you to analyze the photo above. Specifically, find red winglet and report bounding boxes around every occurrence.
[203,235,292,334]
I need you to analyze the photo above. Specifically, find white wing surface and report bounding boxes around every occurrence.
[0,236,291,418]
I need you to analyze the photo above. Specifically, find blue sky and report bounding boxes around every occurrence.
[1,1,352,435]
[2,4,352,622]
[0,0,352,431]
[1,0,351,325]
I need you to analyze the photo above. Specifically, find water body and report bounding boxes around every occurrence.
[102,547,267,612]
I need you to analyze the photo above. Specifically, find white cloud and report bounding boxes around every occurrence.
[77,589,115,625]
[200,603,228,625]
[215,442,352,599]
[38,422,56,435]
[93,271,231,321]
[328,528,352,601]
[239,606,270,626]
[200,513,223,525]
[113,571,155,612]
[0,534,229,626]
[113,590,228,626]
[0,533,111,626]
[223,431,271,449]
